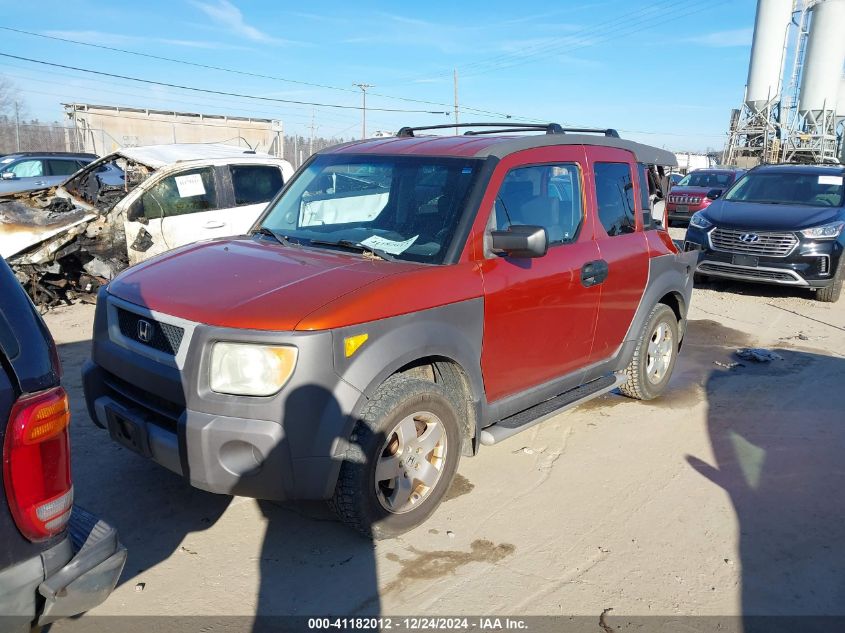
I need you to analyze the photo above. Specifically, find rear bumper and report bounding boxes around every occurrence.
[0,507,125,630]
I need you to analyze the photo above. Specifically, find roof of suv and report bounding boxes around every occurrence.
[751,163,845,175]
[323,133,677,166]
[2,152,98,159]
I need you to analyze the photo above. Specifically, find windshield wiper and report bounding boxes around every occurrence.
[254,226,294,246]
[308,239,396,261]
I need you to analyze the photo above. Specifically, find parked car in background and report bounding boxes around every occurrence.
[0,144,294,307]
[0,152,99,196]
[0,257,125,632]
[83,123,695,539]
[667,168,745,225]
[684,163,844,302]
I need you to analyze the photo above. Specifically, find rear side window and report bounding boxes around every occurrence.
[494,163,583,245]
[594,162,637,236]
[230,165,284,206]
[46,159,80,176]
[637,163,653,230]
[139,167,218,219]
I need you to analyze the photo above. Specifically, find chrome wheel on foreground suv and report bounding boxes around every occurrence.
[646,322,674,385]
[330,375,461,539]
[375,412,448,514]
[620,303,679,401]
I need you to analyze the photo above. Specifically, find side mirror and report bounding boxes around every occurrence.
[491,225,548,258]
[1,172,16,180]
[126,198,146,223]
[706,188,723,200]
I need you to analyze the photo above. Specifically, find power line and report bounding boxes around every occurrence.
[0,26,521,120]
[0,52,452,115]
[460,0,729,78]
[1,65,370,128]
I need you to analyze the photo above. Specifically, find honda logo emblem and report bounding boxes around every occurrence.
[137,319,152,343]
[738,233,760,243]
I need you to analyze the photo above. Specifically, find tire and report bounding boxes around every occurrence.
[816,260,843,303]
[619,303,679,401]
[329,374,462,539]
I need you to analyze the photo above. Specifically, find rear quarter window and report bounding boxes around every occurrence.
[594,162,637,236]
[230,165,284,206]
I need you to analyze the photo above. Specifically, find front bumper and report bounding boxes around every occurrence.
[0,507,126,629]
[667,202,708,221]
[684,225,843,288]
[83,291,364,502]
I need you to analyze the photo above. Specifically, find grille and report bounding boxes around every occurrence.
[102,371,184,433]
[699,263,798,283]
[669,194,702,204]
[117,308,184,356]
[709,227,798,257]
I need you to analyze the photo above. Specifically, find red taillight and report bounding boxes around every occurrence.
[3,387,73,541]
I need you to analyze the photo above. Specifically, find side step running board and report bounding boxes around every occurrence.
[480,373,625,446]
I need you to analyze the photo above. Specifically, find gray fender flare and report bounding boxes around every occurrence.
[613,251,695,372]
[331,299,486,447]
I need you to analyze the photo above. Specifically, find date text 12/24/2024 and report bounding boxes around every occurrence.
[308,618,529,631]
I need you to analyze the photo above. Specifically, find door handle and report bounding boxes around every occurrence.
[203,220,226,229]
[580,259,609,287]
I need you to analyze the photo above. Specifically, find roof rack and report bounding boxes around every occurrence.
[395,122,620,138]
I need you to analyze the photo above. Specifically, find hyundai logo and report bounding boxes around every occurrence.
[739,233,760,243]
[137,319,152,343]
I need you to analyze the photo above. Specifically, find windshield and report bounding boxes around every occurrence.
[677,171,735,188]
[259,155,481,264]
[723,171,844,207]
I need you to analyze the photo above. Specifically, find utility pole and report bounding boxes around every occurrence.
[309,110,317,157]
[453,69,459,135]
[353,83,374,139]
[293,134,298,169]
[14,101,20,152]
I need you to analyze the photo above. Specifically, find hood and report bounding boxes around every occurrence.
[670,186,715,196]
[703,200,844,231]
[107,237,424,331]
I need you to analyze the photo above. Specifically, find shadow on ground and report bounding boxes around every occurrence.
[683,328,845,630]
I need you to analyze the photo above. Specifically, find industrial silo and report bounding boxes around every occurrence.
[746,0,794,113]
[799,0,845,124]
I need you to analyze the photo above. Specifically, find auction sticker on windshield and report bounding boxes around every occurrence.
[360,234,418,255]
[818,175,843,186]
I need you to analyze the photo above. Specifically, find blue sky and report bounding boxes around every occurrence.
[0,0,757,152]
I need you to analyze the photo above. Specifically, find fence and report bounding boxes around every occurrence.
[0,119,85,154]
[0,117,349,167]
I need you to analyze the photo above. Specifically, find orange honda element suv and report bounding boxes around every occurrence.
[83,123,695,538]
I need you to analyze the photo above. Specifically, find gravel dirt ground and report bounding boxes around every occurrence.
[45,227,845,627]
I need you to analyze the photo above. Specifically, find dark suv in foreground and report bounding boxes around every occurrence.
[684,163,844,302]
[0,259,125,631]
[84,123,695,538]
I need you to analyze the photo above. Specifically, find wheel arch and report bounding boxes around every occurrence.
[332,299,486,457]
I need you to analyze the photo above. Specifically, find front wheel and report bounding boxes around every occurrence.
[619,303,679,401]
[329,374,462,539]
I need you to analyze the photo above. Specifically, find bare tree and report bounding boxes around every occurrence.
[0,75,24,119]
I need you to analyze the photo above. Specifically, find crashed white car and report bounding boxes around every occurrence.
[0,144,293,306]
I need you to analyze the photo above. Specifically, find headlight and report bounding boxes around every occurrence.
[210,343,298,396]
[689,212,713,229]
[800,221,844,240]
